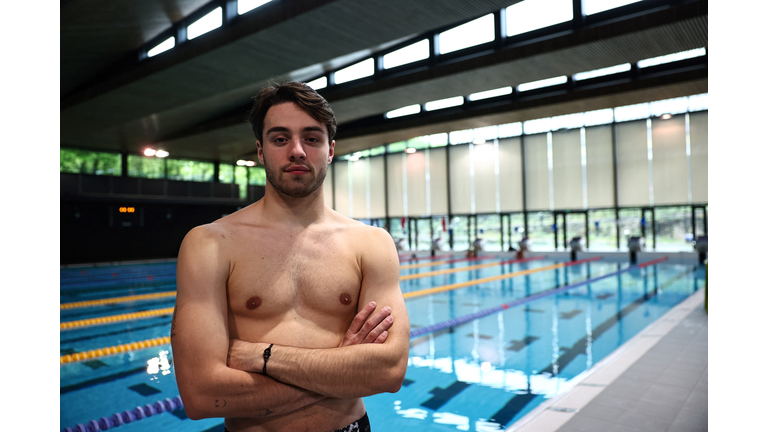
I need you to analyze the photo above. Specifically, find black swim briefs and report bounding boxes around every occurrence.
[223,412,370,432]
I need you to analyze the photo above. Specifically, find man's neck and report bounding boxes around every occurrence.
[260,184,327,229]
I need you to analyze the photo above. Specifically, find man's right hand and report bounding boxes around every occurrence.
[338,301,394,347]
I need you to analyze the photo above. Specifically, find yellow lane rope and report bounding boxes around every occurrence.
[60,291,177,310]
[60,336,171,364]
[402,260,594,300]
[60,307,175,330]
[400,259,526,281]
[400,260,449,270]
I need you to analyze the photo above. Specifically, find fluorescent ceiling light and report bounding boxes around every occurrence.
[517,75,567,92]
[386,104,421,119]
[438,14,495,55]
[638,48,706,68]
[584,0,643,15]
[155,150,170,158]
[506,0,573,37]
[144,149,157,157]
[425,96,464,111]
[405,148,417,154]
[383,39,430,69]
[334,58,374,84]
[306,76,327,90]
[147,37,175,57]
[187,7,222,40]
[573,63,631,81]
[469,86,513,101]
[238,0,272,15]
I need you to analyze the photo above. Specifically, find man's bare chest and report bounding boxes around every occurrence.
[226,236,363,321]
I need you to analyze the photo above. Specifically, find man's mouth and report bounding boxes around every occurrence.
[285,165,310,173]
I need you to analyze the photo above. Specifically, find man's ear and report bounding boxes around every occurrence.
[256,141,264,165]
[328,140,335,165]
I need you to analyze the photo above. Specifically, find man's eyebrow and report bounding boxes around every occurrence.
[265,126,325,135]
[265,126,289,135]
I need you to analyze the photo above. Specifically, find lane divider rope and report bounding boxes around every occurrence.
[60,291,177,310]
[409,256,668,338]
[61,395,184,432]
[60,307,175,330]
[403,256,602,300]
[60,336,171,364]
[400,256,544,281]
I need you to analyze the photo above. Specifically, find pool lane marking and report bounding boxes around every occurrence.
[400,254,454,263]
[402,256,601,300]
[60,336,171,364]
[409,256,668,338]
[60,307,175,330]
[400,256,544,281]
[60,291,177,310]
[400,255,499,270]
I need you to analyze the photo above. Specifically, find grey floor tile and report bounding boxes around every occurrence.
[617,409,677,431]
[668,408,708,432]
[627,399,682,423]
[575,402,625,424]
[558,413,616,432]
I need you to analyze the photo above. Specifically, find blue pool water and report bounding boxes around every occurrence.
[60,255,704,432]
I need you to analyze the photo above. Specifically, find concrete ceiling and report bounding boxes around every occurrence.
[60,0,707,163]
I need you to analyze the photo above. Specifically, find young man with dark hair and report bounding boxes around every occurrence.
[171,81,410,432]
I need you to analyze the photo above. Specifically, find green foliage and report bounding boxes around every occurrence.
[166,159,214,182]
[127,155,165,179]
[60,148,121,175]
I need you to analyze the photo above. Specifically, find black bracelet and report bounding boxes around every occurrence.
[262,344,273,376]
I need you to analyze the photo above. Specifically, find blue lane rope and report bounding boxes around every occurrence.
[409,257,667,339]
[61,396,183,432]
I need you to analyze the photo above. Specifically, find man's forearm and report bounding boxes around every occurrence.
[241,342,407,399]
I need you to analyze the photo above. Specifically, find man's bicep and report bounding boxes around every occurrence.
[172,227,231,379]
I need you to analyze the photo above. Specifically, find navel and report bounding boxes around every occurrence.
[339,293,352,305]
[246,296,262,310]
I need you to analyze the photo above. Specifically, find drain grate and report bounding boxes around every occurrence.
[549,407,578,413]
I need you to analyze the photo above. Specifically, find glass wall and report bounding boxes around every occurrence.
[477,214,502,251]
[527,211,555,251]
[450,215,471,251]
[588,209,617,251]
[655,206,693,251]
[166,159,214,182]
[60,149,121,175]
[127,155,165,179]
[617,208,642,250]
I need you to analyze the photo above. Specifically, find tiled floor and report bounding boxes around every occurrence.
[510,288,708,432]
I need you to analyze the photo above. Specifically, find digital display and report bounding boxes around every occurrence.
[119,207,136,213]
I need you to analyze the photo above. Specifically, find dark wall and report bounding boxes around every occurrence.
[60,173,266,265]
[61,199,242,265]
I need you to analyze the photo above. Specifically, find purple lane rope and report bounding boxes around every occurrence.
[61,396,184,432]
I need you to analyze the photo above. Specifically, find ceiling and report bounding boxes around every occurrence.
[61,0,707,163]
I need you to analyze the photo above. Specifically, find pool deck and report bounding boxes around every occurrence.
[509,287,708,432]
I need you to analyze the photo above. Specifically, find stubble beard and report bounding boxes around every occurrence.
[263,154,328,198]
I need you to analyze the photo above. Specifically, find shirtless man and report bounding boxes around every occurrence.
[171,82,410,432]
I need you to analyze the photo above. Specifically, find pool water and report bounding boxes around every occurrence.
[60,256,703,432]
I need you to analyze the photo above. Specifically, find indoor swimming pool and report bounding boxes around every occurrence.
[60,254,705,432]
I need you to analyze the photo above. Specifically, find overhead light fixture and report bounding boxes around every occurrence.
[660,113,672,120]
[144,148,157,157]
[245,160,256,166]
[405,148,417,154]
[472,138,486,145]
[155,150,169,158]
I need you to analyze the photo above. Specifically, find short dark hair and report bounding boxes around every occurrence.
[248,81,337,145]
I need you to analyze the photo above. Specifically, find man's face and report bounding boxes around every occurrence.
[257,102,334,198]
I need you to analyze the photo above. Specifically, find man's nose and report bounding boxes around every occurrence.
[288,138,306,160]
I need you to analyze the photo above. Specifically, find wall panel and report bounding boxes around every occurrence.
[585,125,615,208]
[651,115,688,205]
[552,129,583,210]
[368,156,386,218]
[406,151,427,216]
[386,153,405,217]
[474,142,498,213]
[333,161,350,217]
[616,120,651,207]
[498,137,524,212]
[428,147,449,215]
[524,134,551,211]
[449,145,472,214]
[689,111,708,203]
[350,159,368,218]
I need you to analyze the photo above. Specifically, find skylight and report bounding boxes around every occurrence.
[425,96,464,111]
[614,102,650,122]
[583,0,643,16]
[573,63,631,81]
[523,117,552,135]
[449,129,474,144]
[238,0,272,15]
[187,7,222,40]
[334,58,374,84]
[637,48,706,68]
[147,37,175,57]
[306,76,327,90]
[468,86,513,101]
[650,97,689,117]
[687,93,708,112]
[583,108,614,126]
[550,112,585,130]
[518,75,567,92]
[498,122,523,138]
[383,39,430,69]
[506,0,573,37]
[386,104,421,119]
[438,14,495,55]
